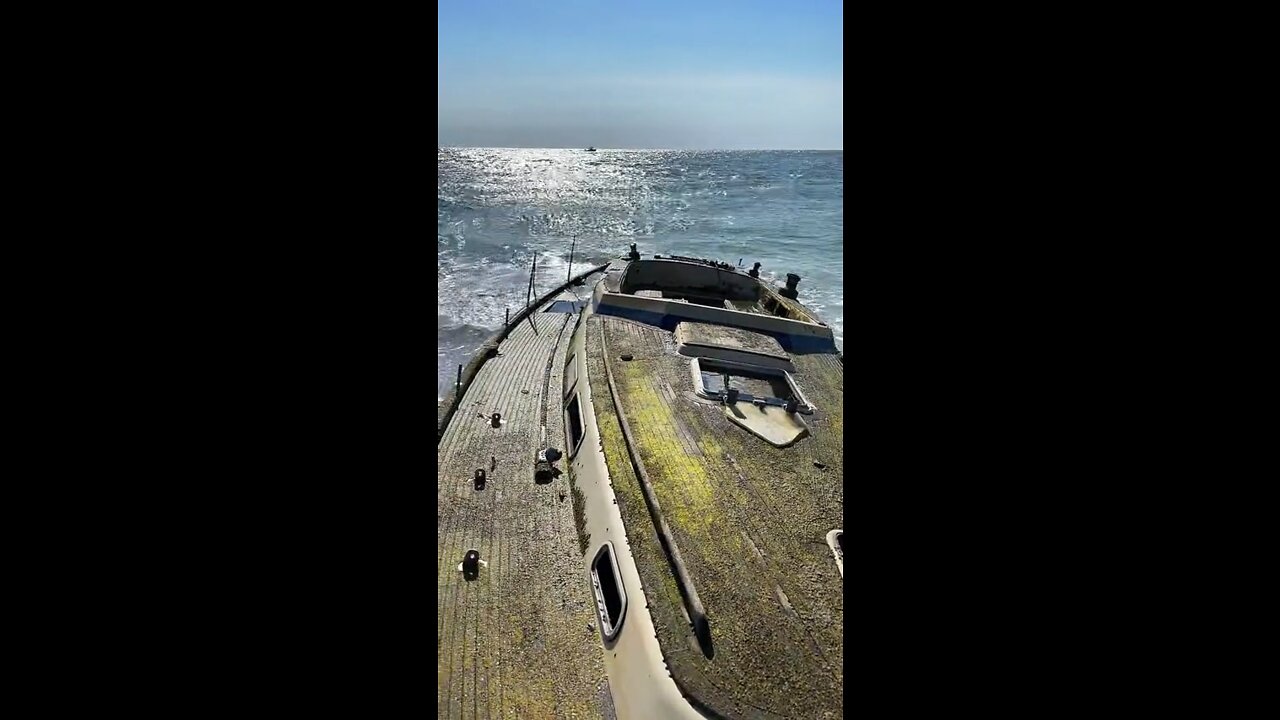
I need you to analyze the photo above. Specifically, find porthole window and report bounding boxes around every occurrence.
[565,394,584,457]
[590,542,627,641]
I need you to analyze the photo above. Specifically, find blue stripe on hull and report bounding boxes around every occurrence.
[593,301,838,354]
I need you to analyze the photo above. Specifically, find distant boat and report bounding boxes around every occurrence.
[586,146,597,152]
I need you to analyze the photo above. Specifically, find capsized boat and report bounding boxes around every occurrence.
[438,245,844,719]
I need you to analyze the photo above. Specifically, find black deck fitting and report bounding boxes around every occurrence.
[780,272,802,299]
[462,549,481,580]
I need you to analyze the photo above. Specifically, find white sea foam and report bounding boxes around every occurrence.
[438,148,844,397]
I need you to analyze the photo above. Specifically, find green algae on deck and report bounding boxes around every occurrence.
[586,314,844,719]
[614,358,717,536]
[585,336,692,638]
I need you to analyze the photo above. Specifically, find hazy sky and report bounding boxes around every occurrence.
[438,0,843,150]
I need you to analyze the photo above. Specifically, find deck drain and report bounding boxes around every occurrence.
[619,354,633,361]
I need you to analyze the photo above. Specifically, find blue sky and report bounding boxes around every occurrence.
[439,0,843,149]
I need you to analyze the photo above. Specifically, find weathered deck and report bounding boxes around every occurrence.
[437,290,612,720]
[585,314,844,720]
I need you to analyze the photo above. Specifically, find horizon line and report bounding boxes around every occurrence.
[438,146,843,152]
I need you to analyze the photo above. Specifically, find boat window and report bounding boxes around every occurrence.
[565,393,584,457]
[590,542,627,641]
[564,352,579,398]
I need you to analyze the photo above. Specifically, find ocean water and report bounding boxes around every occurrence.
[438,148,844,399]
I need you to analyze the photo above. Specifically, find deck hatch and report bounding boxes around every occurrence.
[545,300,587,314]
[690,358,815,414]
[565,393,585,457]
[590,542,627,641]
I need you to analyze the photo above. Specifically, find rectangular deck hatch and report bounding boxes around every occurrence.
[692,358,815,414]
[544,300,586,314]
[699,367,792,400]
